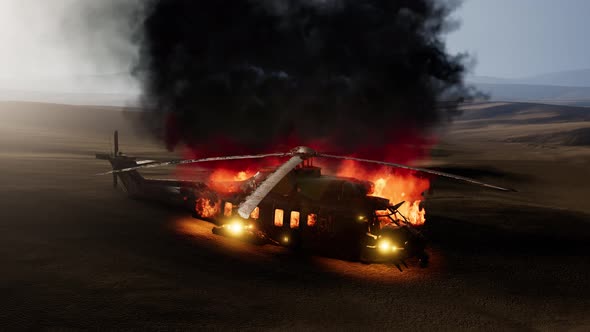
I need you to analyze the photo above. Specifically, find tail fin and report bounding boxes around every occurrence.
[96,130,145,196]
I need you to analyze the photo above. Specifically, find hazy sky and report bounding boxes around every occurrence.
[0,0,137,79]
[0,0,78,78]
[448,0,590,78]
[0,0,589,84]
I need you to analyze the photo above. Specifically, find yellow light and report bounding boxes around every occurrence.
[283,236,289,243]
[358,215,366,221]
[378,239,391,253]
[391,245,398,252]
[227,221,244,235]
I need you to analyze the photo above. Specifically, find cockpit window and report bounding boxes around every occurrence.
[250,207,259,220]
[375,210,395,228]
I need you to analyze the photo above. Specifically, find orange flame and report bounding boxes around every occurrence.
[194,159,428,226]
[195,198,220,218]
[337,160,429,226]
[210,169,254,182]
[207,169,255,193]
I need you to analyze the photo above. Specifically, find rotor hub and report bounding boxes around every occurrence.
[290,146,317,159]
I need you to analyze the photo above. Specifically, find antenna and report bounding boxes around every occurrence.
[113,130,119,188]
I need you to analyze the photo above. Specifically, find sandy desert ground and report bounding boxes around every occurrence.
[0,101,589,330]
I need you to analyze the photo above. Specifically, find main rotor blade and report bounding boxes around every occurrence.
[318,154,515,192]
[98,152,289,175]
[238,156,303,219]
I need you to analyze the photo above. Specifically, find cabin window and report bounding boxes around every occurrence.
[274,209,284,227]
[290,211,300,229]
[250,207,260,220]
[224,202,233,217]
[375,210,393,228]
[307,213,317,227]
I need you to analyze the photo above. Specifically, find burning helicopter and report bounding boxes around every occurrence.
[97,131,513,270]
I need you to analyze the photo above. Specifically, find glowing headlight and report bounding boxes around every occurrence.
[227,221,244,235]
[378,239,391,253]
[377,239,399,254]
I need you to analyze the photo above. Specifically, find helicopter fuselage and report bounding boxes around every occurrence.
[98,153,428,267]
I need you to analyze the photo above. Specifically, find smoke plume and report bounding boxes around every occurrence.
[134,0,475,160]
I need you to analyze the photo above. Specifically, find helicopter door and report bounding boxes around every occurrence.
[300,212,321,249]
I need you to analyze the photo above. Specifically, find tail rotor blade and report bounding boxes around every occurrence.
[318,154,515,192]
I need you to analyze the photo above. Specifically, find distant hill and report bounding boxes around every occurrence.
[469,68,590,87]
[468,69,590,105]
[523,69,590,87]
[459,102,590,125]
[473,83,590,106]
[0,73,140,107]
[457,102,590,147]
[3,70,590,107]
[0,73,139,94]
[0,90,139,107]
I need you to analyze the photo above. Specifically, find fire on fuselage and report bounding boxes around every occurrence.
[186,165,394,222]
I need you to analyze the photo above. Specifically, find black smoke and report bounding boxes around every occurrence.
[134,0,476,156]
